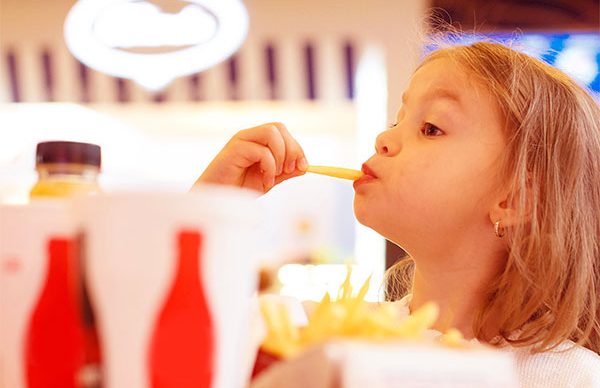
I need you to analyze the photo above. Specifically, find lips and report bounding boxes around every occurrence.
[353,163,377,189]
[361,163,377,178]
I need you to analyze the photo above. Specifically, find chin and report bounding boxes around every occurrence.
[353,201,388,238]
[352,198,370,226]
[354,201,409,247]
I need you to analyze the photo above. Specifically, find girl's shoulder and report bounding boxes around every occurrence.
[513,341,600,388]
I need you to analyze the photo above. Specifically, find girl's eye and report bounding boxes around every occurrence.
[421,122,444,137]
[389,122,398,129]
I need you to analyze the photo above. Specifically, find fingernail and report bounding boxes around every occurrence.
[298,157,308,171]
[263,177,275,192]
[285,160,296,174]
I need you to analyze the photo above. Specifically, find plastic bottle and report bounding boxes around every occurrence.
[26,140,103,387]
[29,141,101,199]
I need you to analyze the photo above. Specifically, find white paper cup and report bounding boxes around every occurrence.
[0,200,80,388]
[76,186,261,388]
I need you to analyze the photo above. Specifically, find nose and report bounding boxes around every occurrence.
[375,129,400,156]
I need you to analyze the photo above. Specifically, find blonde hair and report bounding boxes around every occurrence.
[386,41,600,354]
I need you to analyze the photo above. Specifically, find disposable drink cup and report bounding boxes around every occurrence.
[76,186,261,388]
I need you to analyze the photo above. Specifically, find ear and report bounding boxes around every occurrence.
[489,198,520,227]
[488,189,531,228]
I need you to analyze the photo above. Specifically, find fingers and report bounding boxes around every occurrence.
[237,123,285,176]
[273,169,305,186]
[194,122,308,193]
[274,123,308,174]
[237,122,307,176]
[240,141,278,190]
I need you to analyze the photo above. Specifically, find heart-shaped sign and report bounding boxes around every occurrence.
[64,0,249,91]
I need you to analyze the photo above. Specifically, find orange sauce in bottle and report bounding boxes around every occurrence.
[29,141,101,199]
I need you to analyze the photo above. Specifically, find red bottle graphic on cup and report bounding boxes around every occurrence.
[24,230,214,387]
[149,230,214,388]
[25,238,85,388]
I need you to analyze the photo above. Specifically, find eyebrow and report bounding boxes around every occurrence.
[402,88,463,107]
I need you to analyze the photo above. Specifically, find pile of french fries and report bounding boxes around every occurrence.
[259,267,464,359]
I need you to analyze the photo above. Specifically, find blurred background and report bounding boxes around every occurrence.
[1,0,598,300]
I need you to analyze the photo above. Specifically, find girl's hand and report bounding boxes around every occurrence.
[193,122,308,193]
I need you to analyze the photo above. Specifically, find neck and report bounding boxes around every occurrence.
[408,250,504,340]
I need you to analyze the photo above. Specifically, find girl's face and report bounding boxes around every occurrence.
[353,57,507,257]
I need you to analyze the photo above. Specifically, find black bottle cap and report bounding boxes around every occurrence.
[36,141,101,168]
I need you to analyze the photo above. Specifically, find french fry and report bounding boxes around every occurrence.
[441,328,465,348]
[301,292,332,343]
[259,299,283,355]
[260,298,300,357]
[392,302,439,338]
[306,165,364,180]
[340,275,371,335]
[278,302,300,344]
[337,264,353,301]
[259,266,462,360]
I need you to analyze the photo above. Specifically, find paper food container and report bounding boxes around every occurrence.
[251,340,518,388]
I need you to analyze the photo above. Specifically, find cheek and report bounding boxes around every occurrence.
[352,172,425,231]
[388,160,443,207]
[386,159,478,220]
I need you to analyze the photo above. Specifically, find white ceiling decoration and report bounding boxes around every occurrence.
[64,0,249,91]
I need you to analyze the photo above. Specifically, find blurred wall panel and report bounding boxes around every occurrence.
[0,50,13,103]
[238,38,270,101]
[243,0,428,121]
[316,37,346,102]
[201,63,229,101]
[164,77,190,103]
[277,37,306,101]
[0,0,428,121]
[128,80,152,104]
[17,44,45,102]
[53,44,79,103]
[89,69,117,103]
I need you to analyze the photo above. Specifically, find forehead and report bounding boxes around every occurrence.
[404,57,487,106]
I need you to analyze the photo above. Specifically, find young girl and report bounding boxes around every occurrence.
[194,41,600,386]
